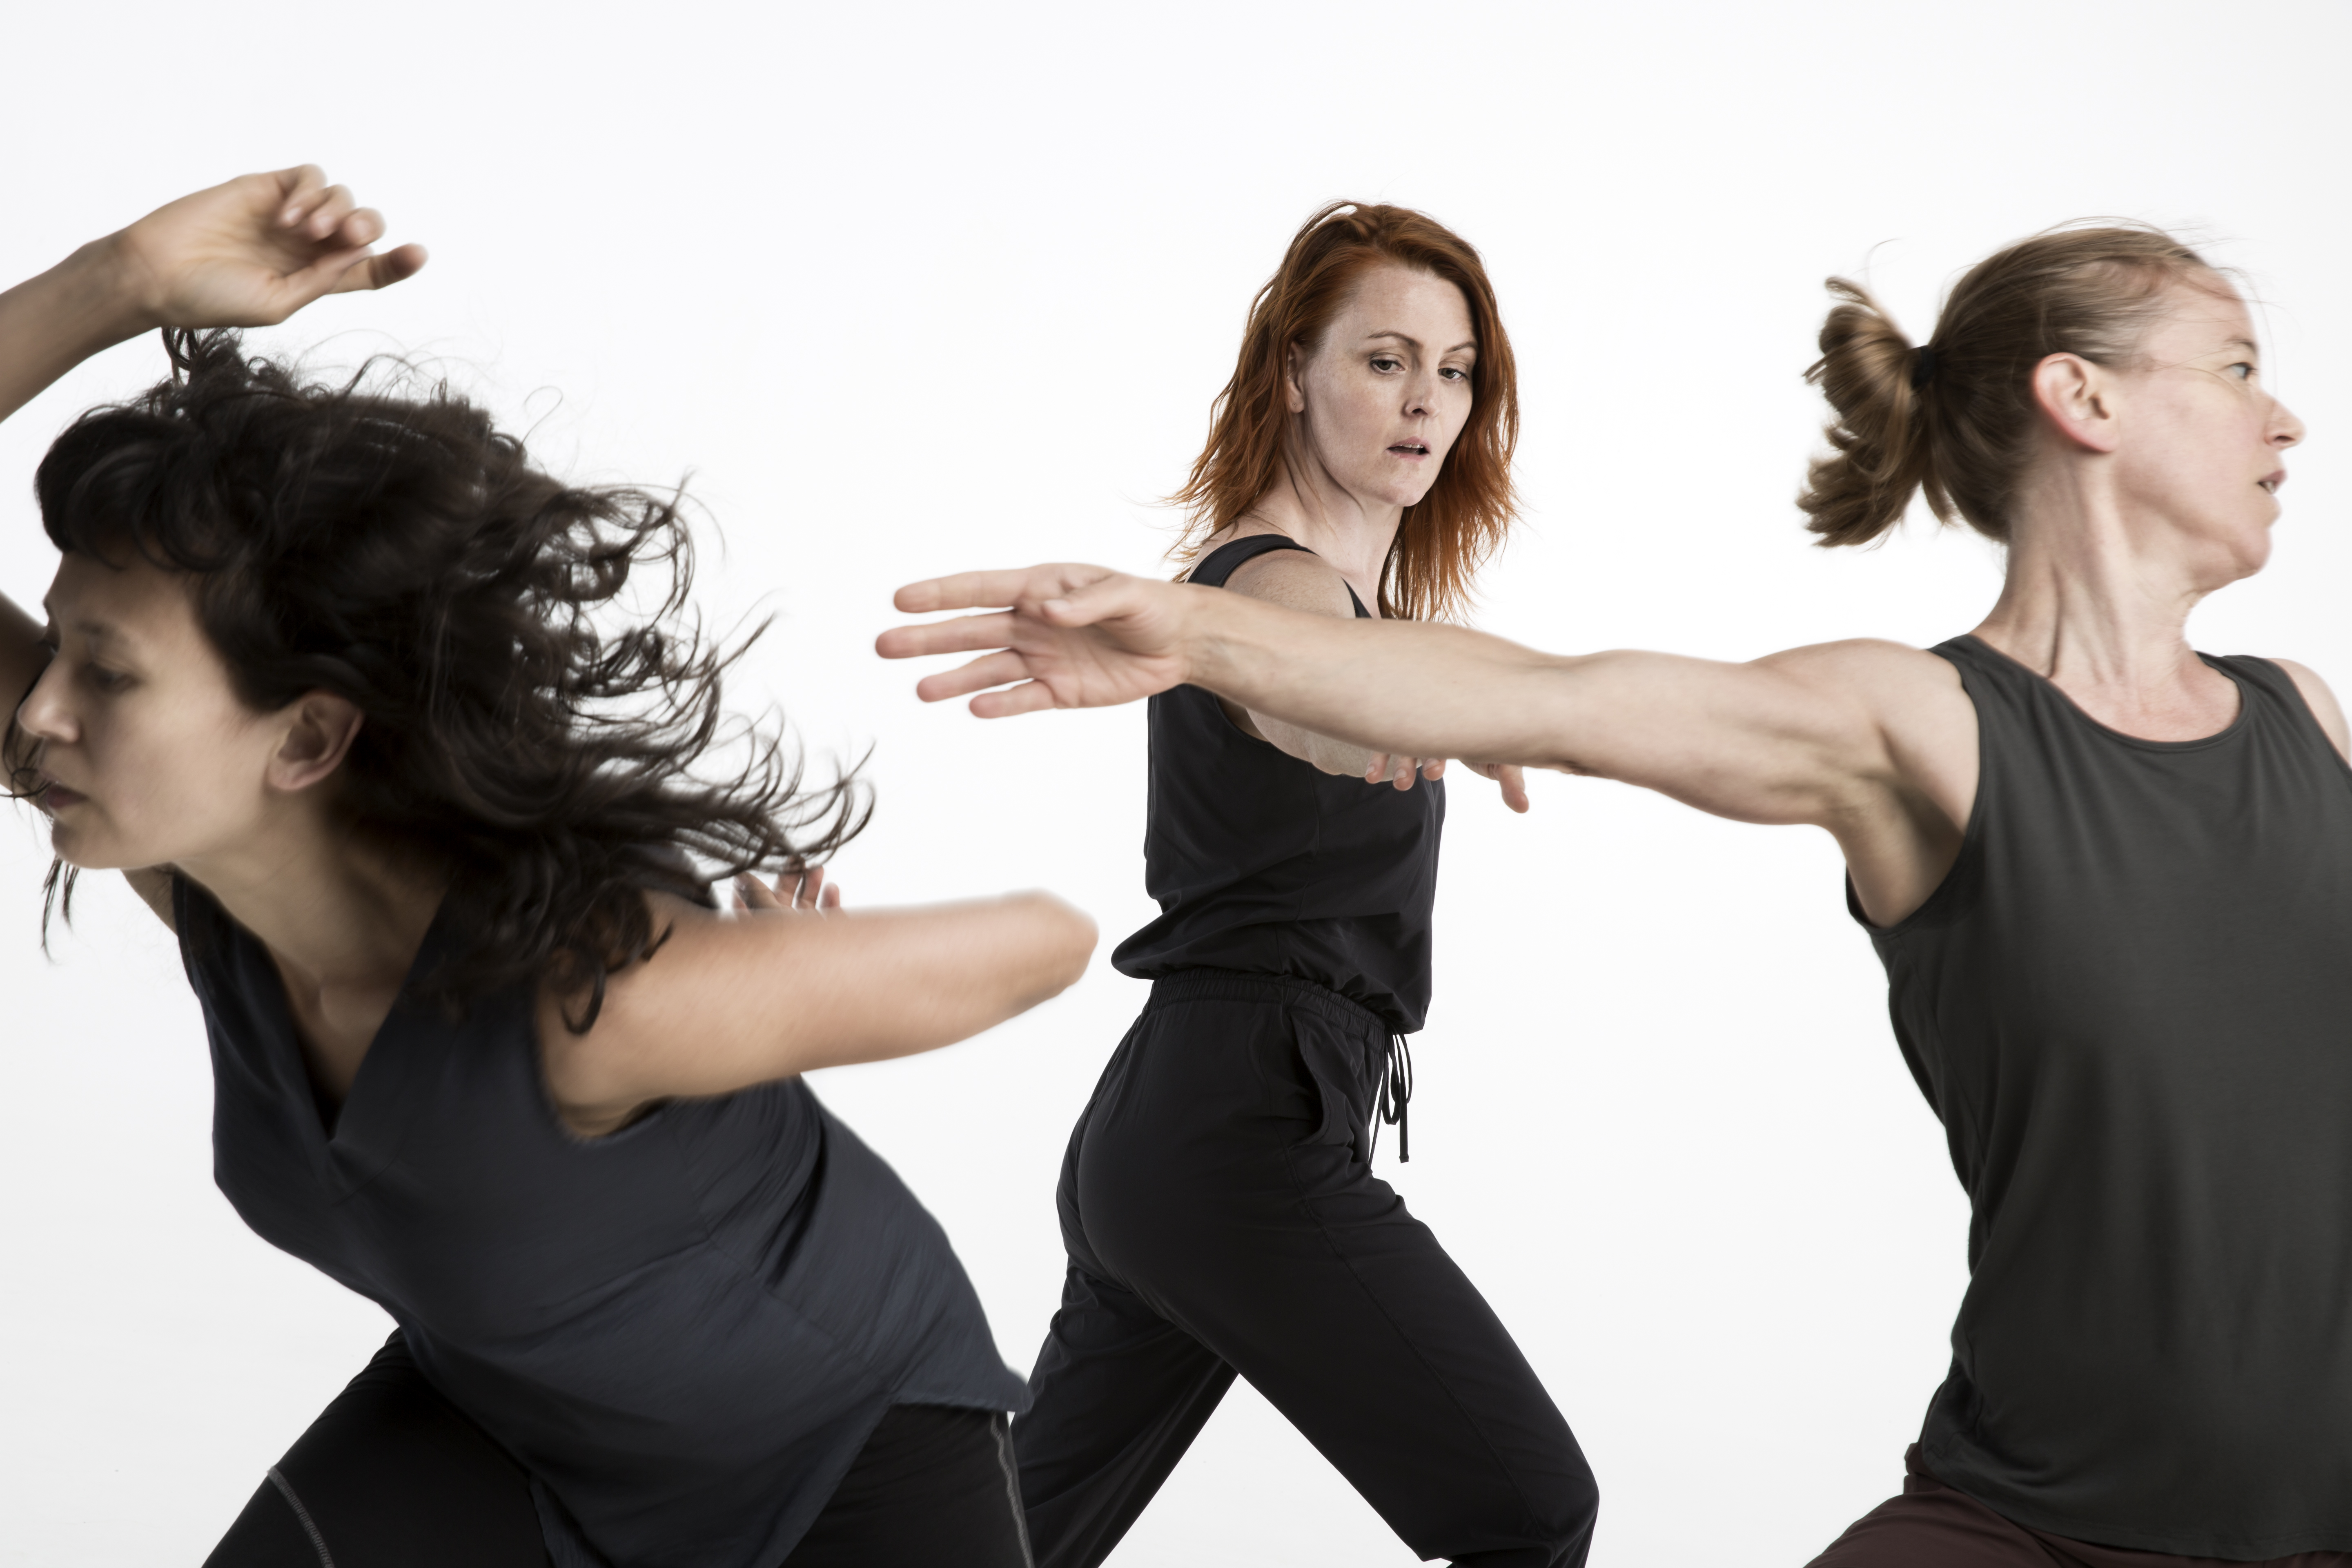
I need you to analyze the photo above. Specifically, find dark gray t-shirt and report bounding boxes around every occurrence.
[1859,635,2352,1556]
[179,878,1027,1568]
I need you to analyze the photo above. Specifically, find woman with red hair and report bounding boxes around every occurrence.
[1009,203,1597,1568]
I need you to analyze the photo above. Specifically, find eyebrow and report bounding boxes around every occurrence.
[1362,330,1479,354]
[38,600,119,642]
[2222,336,2260,355]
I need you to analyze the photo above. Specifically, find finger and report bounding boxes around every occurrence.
[913,650,1033,704]
[270,164,330,227]
[303,185,357,239]
[877,610,1023,662]
[325,204,385,250]
[324,242,428,295]
[1423,758,1447,780]
[894,568,1075,615]
[793,866,826,910]
[734,872,783,911]
[1037,570,1151,629]
[1391,756,1418,791]
[1364,753,1389,782]
[819,882,842,911]
[1497,763,1531,814]
[969,680,1065,718]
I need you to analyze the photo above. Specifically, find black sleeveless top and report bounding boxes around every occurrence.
[1111,534,1444,1031]
[176,879,1028,1568]
[1857,636,2352,1555]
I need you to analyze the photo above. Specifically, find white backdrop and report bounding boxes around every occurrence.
[2,2,2348,1563]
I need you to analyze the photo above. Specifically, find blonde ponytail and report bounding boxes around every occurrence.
[1796,223,2214,548]
[1798,281,1941,547]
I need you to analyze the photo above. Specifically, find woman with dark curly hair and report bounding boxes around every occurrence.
[1004,202,1596,1568]
[0,167,1094,1568]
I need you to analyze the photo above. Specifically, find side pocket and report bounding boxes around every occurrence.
[1288,1010,1379,1162]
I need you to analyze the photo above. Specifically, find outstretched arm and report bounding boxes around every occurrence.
[543,872,1099,1138]
[878,564,1976,918]
[0,166,426,705]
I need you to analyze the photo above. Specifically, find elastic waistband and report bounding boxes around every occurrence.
[1143,968,1389,1037]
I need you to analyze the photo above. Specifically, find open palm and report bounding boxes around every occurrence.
[878,565,1197,716]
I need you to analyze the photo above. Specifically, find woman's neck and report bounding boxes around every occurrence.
[1970,470,2241,740]
[1221,462,1403,613]
[179,813,446,1007]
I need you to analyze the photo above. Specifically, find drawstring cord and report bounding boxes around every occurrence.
[1375,1031,1414,1163]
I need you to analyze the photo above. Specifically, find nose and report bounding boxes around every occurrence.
[2271,394,2306,450]
[17,655,73,746]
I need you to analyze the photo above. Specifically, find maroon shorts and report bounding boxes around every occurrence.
[1807,1447,2352,1568]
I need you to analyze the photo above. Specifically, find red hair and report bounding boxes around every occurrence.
[1170,201,1519,621]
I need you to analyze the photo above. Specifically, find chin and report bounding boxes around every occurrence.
[45,824,130,873]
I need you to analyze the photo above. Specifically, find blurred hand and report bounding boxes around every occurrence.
[734,866,843,913]
[1464,761,1532,813]
[1361,756,1529,811]
[1362,753,1447,792]
[108,165,426,332]
[879,564,1194,716]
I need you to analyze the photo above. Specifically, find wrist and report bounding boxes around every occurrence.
[47,234,160,349]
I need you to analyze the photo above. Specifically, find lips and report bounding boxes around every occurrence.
[36,774,85,811]
[2259,470,2287,494]
[1388,441,1431,458]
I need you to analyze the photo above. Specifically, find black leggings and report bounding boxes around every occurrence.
[203,1335,1032,1568]
[1016,971,1599,1568]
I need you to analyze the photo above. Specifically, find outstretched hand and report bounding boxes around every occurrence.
[109,165,427,333]
[877,564,1196,715]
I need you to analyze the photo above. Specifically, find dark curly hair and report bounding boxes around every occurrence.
[28,329,866,1024]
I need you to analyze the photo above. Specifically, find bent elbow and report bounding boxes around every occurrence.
[1044,895,1098,994]
[1007,891,1096,1001]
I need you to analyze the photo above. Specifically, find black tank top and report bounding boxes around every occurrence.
[176,878,1028,1568]
[1858,635,2352,1555]
[1111,534,1444,1031]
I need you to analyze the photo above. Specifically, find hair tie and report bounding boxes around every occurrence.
[1910,345,1939,390]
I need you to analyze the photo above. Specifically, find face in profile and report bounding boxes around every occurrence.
[17,553,297,873]
[1286,263,1477,511]
[2109,277,2304,583]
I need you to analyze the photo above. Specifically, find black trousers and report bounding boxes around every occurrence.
[1016,971,1598,1568]
[203,1334,1032,1567]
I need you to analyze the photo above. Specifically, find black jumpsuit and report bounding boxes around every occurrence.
[1013,534,1598,1568]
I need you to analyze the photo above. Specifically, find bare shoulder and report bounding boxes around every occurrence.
[536,890,728,1134]
[2268,658,2352,760]
[1218,546,1357,619]
[1751,638,1968,716]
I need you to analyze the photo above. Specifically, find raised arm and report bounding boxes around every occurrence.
[543,873,1098,1137]
[0,166,425,704]
[878,564,1979,921]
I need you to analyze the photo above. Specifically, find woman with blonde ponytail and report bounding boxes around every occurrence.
[888,221,2352,1565]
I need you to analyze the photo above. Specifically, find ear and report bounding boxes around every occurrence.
[265,692,365,794]
[2029,351,2122,455]
[1283,341,1309,415]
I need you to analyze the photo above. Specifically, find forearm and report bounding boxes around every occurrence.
[0,237,149,425]
[781,891,1097,1074]
[1189,590,1580,768]
[567,891,1098,1110]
